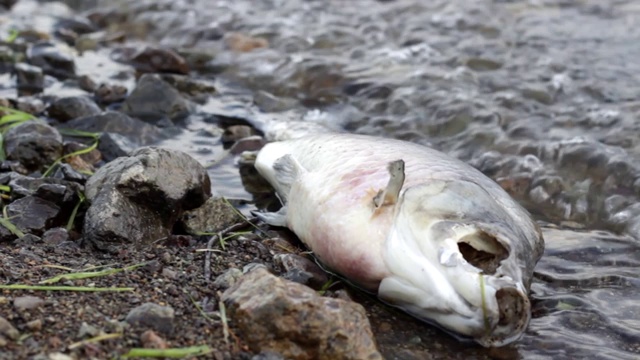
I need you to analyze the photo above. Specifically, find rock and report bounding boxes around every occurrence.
[466,57,503,71]
[4,121,63,172]
[94,83,127,104]
[77,322,100,338]
[48,96,102,122]
[179,197,243,235]
[83,147,210,250]
[122,74,194,122]
[140,329,168,349]
[7,173,82,201]
[521,85,555,105]
[274,254,329,290]
[230,136,267,155]
[27,42,76,80]
[0,316,19,340]
[14,295,45,311]
[222,125,258,145]
[222,268,382,360]
[6,196,64,235]
[212,268,243,290]
[42,228,70,245]
[112,46,190,75]
[157,74,215,97]
[62,111,168,162]
[0,0,18,10]
[14,63,44,96]
[78,75,97,93]
[125,303,175,335]
[252,352,285,360]
[25,319,43,332]
[15,97,46,116]
[225,33,269,52]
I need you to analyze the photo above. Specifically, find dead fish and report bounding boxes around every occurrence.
[254,133,544,347]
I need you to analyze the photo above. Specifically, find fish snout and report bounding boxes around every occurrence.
[476,280,531,347]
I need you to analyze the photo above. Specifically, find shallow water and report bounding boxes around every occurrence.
[14,0,640,358]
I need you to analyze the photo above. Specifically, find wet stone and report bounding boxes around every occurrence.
[14,295,45,311]
[125,303,175,335]
[112,46,190,75]
[27,43,76,80]
[14,63,44,96]
[140,329,168,349]
[48,96,102,122]
[521,85,555,105]
[222,267,382,360]
[122,74,194,122]
[4,121,63,172]
[94,83,128,104]
[466,57,503,71]
[274,254,329,290]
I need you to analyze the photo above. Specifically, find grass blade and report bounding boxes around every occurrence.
[122,346,211,358]
[39,262,146,284]
[0,284,134,292]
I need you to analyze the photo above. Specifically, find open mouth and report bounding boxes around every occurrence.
[457,231,508,275]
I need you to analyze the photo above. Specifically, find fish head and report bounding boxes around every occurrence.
[378,178,541,347]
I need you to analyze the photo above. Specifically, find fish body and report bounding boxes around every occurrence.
[254,133,544,347]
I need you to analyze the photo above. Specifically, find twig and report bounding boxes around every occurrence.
[0,284,134,292]
[218,292,230,346]
[68,333,122,350]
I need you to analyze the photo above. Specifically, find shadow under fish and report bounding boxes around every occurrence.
[250,132,544,347]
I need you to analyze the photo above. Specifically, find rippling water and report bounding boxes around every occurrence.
[25,0,640,357]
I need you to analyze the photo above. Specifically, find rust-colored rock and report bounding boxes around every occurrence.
[222,267,382,360]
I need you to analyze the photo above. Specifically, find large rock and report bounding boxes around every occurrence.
[27,42,76,80]
[83,147,211,251]
[222,267,382,360]
[4,121,63,172]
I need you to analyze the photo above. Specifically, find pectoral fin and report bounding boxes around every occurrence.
[252,207,288,227]
[271,154,306,204]
[373,159,405,208]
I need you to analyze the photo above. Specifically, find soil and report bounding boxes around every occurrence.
[0,228,282,360]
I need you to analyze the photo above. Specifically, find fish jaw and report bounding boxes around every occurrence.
[378,181,535,347]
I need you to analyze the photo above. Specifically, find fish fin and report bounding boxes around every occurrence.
[272,154,305,203]
[373,159,405,208]
[251,207,288,227]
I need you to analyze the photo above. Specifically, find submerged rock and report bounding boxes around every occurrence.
[3,121,63,172]
[222,267,382,360]
[83,147,211,251]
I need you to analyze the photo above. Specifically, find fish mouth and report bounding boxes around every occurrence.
[378,181,534,347]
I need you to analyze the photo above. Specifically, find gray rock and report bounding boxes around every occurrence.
[14,295,45,311]
[48,96,102,122]
[77,322,100,338]
[94,83,127,104]
[179,197,243,235]
[6,196,63,235]
[274,254,329,290]
[123,74,195,122]
[27,42,75,80]
[125,303,175,335]
[0,316,19,340]
[212,268,243,290]
[15,63,44,96]
[7,173,81,201]
[83,147,210,250]
[222,267,382,360]
[4,121,63,172]
[42,227,70,245]
[62,111,169,162]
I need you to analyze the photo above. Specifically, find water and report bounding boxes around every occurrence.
[15,0,640,357]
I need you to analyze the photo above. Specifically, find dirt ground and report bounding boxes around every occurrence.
[0,227,281,360]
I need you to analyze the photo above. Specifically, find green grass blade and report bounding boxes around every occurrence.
[42,139,99,177]
[57,128,102,140]
[0,206,24,238]
[122,346,211,358]
[40,262,146,284]
[0,132,5,161]
[66,191,86,231]
[0,284,134,292]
